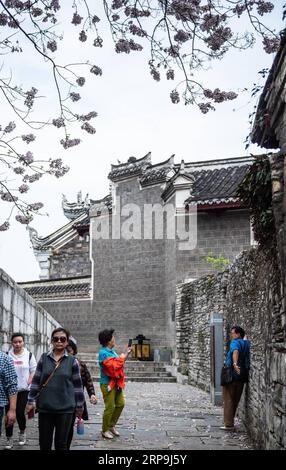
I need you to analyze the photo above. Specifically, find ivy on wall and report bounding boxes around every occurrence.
[236,155,276,248]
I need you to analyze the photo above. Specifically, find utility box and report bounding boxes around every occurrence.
[210,312,224,406]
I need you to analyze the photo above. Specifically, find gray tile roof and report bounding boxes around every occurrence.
[140,155,174,187]
[108,153,152,181]
[19,277,91,300]
[251,29,286,149]
[186,164,251,205]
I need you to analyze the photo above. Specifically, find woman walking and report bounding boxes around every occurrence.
[5,333,37,449]
[26,328,84,450]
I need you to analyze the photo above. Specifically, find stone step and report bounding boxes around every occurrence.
[89,369,172,377]
[79,358,170,367]
[86,365,168,372]
[92,376,177,383]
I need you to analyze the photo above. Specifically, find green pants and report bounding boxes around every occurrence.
[100,384,125,432]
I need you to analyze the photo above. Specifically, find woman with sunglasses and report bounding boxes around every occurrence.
[25,328,84,450]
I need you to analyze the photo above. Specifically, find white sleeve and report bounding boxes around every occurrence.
[29,354,37,374]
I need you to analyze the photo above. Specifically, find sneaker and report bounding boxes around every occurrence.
[4,437,13,449]
[219,425,235,431]
[101,431,114,439]
[19,432,26,446]
[109,427,120,436]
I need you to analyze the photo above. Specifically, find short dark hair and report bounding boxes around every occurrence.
[51,327,70,341]
[98,329,114,346]
[11,333,24,342]
[231,325,245,338]
[68,339,78,355]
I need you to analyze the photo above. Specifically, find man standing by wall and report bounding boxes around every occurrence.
[0,350,18,440]
[221,325,250,431]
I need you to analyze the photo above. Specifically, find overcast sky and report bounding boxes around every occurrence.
[0,2,284,281]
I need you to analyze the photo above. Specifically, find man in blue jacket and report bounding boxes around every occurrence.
[221,325,250,431]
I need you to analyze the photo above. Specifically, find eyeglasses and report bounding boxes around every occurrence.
[52,336,67,343]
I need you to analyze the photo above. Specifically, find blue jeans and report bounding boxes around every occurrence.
[0,406,4,435]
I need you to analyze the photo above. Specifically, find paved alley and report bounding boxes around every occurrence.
[0,382,252,451]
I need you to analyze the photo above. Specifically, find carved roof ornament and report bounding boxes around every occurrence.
[62,192,90,220]
[140,154,175,187]
[27,226,42,249]
[108,152,152,181]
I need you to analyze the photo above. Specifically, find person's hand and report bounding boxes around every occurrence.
[90,394,98,404]
[6,409,16,426]
[127,346,132,356]
[233,364,240,374]
[25,403,35,414]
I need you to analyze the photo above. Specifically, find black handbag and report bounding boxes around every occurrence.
[220,365,233,386]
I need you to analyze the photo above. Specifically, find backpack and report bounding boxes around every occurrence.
[232,340,250,383]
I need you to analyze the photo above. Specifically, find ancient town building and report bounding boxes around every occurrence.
[20,153,253,353]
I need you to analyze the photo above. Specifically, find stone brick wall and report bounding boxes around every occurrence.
[0,268,60,359]
[175,248,286,449]
[38,299,92,350]
[89,175,251,354]
[49,234,91,279]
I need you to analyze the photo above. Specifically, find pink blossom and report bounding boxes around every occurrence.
[93,37,103,48]
[19,184,29,193]
[47,40,57,52]
[15,214,33,224]
[60,137,81,149]
[90,65,102,76]
[70,92,81,102]
[81,122,96,134]
[52,117,65,128]
[21,134,36,144]
[71,13,83,26]
[79,30,87,42]
[263,36,280,54]
[1,192,17,202]
[4,122,16,133]
[166,69,175,80]
[21,151,34,164]
[28,202,44,211]
[13,167,25,175]
[170,90,180,104]
[76,77,86,86]
[256,1,274,16]
[0,221,10,231]
[28,173,42,183]
[174,30,191,43]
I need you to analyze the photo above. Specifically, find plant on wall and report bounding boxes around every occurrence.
[236,155,276,249]
[204,253,230,272]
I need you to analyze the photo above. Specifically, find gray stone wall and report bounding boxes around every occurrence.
[176,209,251,282]
[89,176,251,354]
[176,248,286,449]
[38,299,92,350]
[0,268,60,359]
[49,234,91,279]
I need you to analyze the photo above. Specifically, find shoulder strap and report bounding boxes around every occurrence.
[29,351,32,363]
[237,340,248,366]
[39,356,64,393]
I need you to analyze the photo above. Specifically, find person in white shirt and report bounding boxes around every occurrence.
[4,333,37,449]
